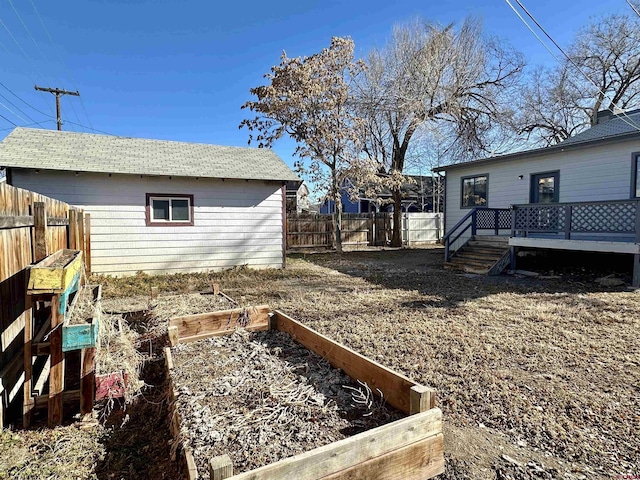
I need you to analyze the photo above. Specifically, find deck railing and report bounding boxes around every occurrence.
[511,199,640,241]
[443,207,511,261]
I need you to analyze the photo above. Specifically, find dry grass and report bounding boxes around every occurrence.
[3,247,637,479]
[0,425,105,480]
[98,246,639,479]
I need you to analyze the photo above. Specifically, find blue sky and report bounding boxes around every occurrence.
[0,0,633,184]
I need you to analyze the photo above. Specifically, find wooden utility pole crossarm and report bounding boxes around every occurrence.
[34,85,80,131]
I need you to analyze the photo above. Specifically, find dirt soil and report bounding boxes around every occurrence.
[171,329,403,477]
[3,247,639,479]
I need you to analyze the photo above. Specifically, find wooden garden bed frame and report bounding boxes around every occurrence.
[166,307,444,480]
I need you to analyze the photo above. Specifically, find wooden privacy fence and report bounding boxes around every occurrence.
[0,182,91,427]
[287,212,442,249]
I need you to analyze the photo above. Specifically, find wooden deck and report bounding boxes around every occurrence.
[444,199,640,285]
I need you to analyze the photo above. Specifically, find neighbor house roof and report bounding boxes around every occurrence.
[433,109,640,172]
[0,127,300,182]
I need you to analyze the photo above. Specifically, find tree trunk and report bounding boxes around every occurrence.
[331,168,343,253]
[390,188,402,247]
[333,195,343,253]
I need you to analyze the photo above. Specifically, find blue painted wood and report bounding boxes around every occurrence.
[62,319,99,352]
[62,285,101,352]
[58,273,80,316]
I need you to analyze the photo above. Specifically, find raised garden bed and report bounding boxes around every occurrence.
[165,307,444,480]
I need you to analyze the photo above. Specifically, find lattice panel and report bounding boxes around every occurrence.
[475,209,496,229]
[475,209,511,230]
[571,203,636,232]
[498,210,511,229]
[514,206,565,231]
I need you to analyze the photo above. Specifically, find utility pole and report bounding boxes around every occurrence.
[34,85,80,131]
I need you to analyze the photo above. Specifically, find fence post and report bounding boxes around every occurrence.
[564,205,572,240]
[471,209,477,236]
[404,213,410,247]
[84,213,91,276]
[494,209,499,235]
[78,211,85,282]
[68,209,78,250]
[33,201,47,262]
[445,237,450,262]
[510,208,517,237]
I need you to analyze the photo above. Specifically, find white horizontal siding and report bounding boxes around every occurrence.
[11,170,285,275]
[444,138,640,233]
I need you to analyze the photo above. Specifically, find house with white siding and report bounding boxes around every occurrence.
[434,109,640,286]
[0,128,299,276]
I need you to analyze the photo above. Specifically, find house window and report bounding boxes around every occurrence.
[530,171,559,203]
[461,175,488,208]
[146,194,194,226]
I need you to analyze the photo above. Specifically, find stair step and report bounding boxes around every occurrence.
[444,261,490,274]
[467,242,509,250]
[452,255,502,266]
[474,235,509,242]
[448,257,495,268]
[457,248,506,257]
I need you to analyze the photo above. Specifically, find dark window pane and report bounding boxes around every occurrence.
[152,199,169,220]
[538,177,555,203]
[172,199,189,221]
[462,175,487,207]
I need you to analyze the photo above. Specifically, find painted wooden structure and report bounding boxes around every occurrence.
[0,182,90,428]
[436,113,640,284]
[166,307,444,480]
[25,249,97,426]
[62,285,101,352]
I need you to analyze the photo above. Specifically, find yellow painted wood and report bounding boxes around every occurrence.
[27,249,83,293]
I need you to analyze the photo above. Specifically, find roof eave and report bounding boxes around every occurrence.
[3,165,299,183]
[432,130,640,173]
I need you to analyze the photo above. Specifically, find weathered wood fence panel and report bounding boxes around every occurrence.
[287,212,441,249]
[0,182,90,427]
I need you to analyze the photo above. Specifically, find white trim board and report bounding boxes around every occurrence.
[509,237,640,254]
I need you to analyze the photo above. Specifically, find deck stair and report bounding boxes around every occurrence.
[444,235,510,275]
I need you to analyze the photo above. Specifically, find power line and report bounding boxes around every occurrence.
[28,0,93,129]
[0,81,52,117]
[0,100,28,123]
[0,15,54,115]
[0,113,17,126]
[506,0,640,133]
[627,0,640,18]
[0,119,54,132]
[0,90,38,124]
[6,0,83,128]
[62,119,112,135]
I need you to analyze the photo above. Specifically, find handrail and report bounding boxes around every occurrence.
[443,209,476,262]
[512,199,640,241]
[512,198,640,209]
[442,209,476,244]
[443,207,511,261]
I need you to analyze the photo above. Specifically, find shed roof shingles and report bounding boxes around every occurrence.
[0,128,299,182]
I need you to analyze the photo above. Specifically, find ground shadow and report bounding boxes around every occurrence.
[289,247,634,308]
[95,355,184,480]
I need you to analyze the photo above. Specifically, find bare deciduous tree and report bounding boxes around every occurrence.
[355,18,524,247]
[517,13,640,146]
[240,37,366,253]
